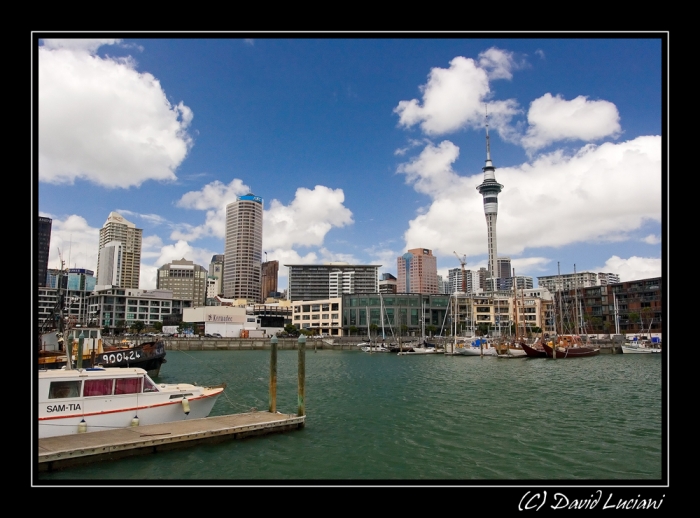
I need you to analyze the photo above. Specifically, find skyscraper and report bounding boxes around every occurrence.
[38,216,52,287]
[476,112,503,292]
[223,193,263,302]
[261,260,279,301]
[397,248,438,294]
[96,212,142,288]
[157,258,208,307]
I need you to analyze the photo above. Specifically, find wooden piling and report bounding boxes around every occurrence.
[298,335,306,418]
[269,336,278,413]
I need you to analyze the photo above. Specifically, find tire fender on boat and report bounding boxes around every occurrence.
[182,398,190,415]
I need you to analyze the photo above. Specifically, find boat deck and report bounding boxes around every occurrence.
[37,411,305,472]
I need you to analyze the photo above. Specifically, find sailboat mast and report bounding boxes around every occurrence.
[512,268,518,340]
[557,262,564,338]
[573,264,580,336]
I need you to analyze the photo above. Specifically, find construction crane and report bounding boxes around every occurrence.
[453,252,467,293]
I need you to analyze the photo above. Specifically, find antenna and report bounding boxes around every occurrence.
[485,104,491,162]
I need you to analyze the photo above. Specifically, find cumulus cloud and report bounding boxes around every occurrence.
[595,255,662,282]
[478,47,521,80]
[397,135,661,274]
[39,40,193,188]
[521,93,621,152]
[40,214,100,273]
[41,39,122,53]
[396,140,465,197]
[642,234,661,245]
[394,51,521,137]
[264,186,354,249]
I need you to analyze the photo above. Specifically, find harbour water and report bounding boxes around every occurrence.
[36,348,664,483]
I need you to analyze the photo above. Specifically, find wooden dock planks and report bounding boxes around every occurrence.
[37,411,305,472]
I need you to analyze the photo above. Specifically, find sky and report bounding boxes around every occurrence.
[35,35,666,292]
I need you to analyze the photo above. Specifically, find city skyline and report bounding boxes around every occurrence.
[36,35,665,291]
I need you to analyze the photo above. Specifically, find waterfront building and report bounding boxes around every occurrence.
[86,286,192,332]
[379,272,397,294]
[261,260,279,301]
[156,258,208,307]
[38,216,52,287]
[475,114,504,292]
[397,248,438,294]
[292,297,342,336]
[96,212,142,289]
[286,263,379,301]
[38,268,97,331]
[342,293,449,338]
[223,193,263,302]
[537,271,601,292]
[449,268,481,294]
[554,277,662,336]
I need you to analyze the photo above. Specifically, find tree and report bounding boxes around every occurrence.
[425,324,437,337]
[131,321,145,335]
[114,320,127,335]
[477,323,490,336]
[284,324,299,337]
[153,321,163,332]
[369,323,378,337]
[348,325,358,336]
[628,312,640,332]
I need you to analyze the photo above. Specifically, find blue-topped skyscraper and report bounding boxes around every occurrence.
[475,113,503,292]
[223,193,263,302]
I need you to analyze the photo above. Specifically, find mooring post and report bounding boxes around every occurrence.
[77,330,85,369]
[269,335,278,413]
[297,335,306,417]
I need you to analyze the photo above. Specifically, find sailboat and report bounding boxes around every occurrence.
[496,269,527,358]
[542,264,600,358]
[360,305,389,352]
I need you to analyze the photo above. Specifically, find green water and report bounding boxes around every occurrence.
[37,349,663,482]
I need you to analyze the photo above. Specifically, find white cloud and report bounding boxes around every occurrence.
[394,52,521,137]
[41,214,100,273]
[642,234,661,245]
[521,93,621,152]
[264,186,354,249]
[41,39,122,53]
[595,255,661,282]
[39,42,193,188]
[478,47,521,80]
[397,135,661,274]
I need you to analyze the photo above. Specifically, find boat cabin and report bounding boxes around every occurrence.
[40,368,161,403]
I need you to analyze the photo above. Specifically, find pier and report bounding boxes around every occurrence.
[38,411,305,472]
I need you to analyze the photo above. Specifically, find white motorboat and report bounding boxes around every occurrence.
[455,339,497,356]
[38,366,225,439]
[621,341,661,354]
[360,344,391,353]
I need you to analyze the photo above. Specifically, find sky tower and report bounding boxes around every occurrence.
[475,111,503,292]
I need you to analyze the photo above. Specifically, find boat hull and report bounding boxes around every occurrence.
[541,342,600,358]
[39,341,167,377]
[521,342,548,358]
[456,346,496,356]
[621,345,661,354]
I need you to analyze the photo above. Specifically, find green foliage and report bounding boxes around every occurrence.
[131,320,146,334]
[153,321,163,332]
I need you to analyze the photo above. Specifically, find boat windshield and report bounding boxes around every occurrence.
[143,376,159,393]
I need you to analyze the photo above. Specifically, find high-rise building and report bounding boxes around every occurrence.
[379,272,397,294]
[285,263,379,301]
[208,254,225,300]
[448,268,481,294]
[476,113,503,292]
[497,257,511,281]
[397,248,438,294]
[38,216,52,287]
[261,260,279,301]
[598,272,621,285]
[96,212,142,289]
[537,271,599,292]
[157,258,208,307]
[223,193,263,302]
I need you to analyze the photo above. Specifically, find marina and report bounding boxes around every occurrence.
[35,347,664,481]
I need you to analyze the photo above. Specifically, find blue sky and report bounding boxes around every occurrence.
[35,35,665,291]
